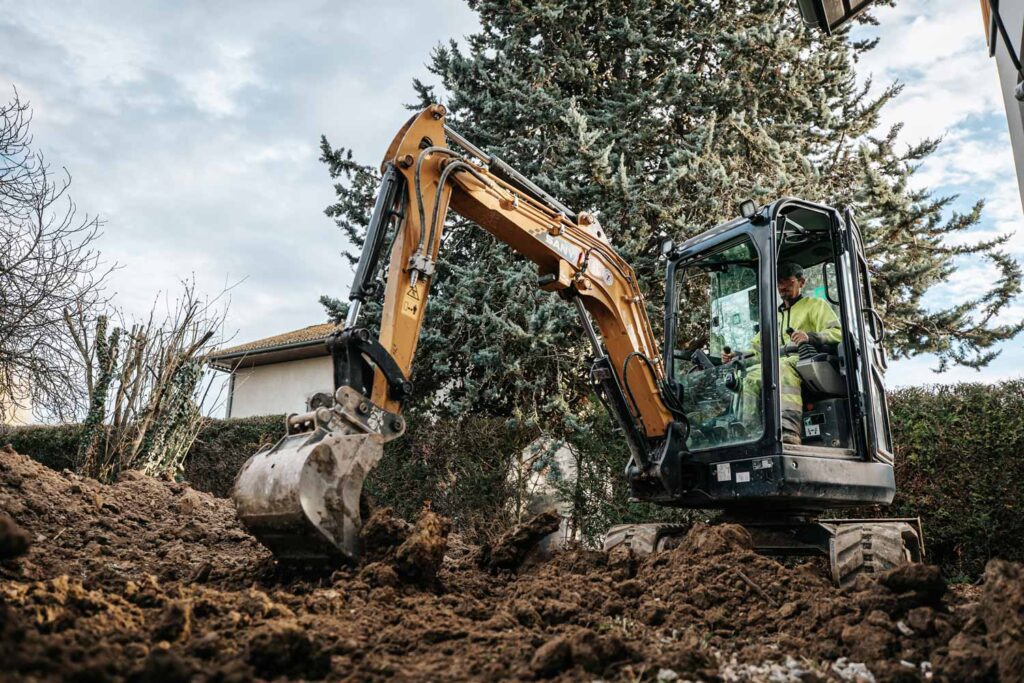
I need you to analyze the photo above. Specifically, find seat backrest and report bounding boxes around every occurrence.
[795,356,846,396]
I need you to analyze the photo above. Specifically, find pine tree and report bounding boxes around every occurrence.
[320,0,1022,435]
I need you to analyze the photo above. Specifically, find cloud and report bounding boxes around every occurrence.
[2,0,1021,396]
[913,129,1011,189]
[177,43,260,118]
[0,4,153,90]
[886,349,1024,387]
[0,0,479,364]
[854,0,1024,383]
[855,0,1009,164]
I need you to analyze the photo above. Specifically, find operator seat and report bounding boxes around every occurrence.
[795,343,846,398]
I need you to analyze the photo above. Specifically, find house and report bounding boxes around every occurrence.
[209,323,337,418]
[982,0,1024,211]
[1,385,34,426]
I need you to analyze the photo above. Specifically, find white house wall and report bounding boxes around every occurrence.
[2,382,35,426]
[228,355,333,418]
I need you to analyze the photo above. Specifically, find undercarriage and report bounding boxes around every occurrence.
[604,515,924,586]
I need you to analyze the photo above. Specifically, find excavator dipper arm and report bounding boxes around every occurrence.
[232,105,678,563]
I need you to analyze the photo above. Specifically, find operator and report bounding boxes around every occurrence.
[721,262,842,445]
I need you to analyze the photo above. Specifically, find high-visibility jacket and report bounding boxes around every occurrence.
[742,295,843,426]
[750,295,842,357]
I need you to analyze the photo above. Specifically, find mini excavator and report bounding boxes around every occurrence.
[232,105,923,585]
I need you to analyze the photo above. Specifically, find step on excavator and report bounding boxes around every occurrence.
[232,105,923,585]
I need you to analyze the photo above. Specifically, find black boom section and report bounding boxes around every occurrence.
[327,328,414,402]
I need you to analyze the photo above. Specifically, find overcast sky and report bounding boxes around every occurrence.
[1,0,1021,398]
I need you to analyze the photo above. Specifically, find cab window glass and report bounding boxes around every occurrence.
[800,261,840,314]
[671,237,763,450]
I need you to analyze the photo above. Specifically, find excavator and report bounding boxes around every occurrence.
[232,105,923,585]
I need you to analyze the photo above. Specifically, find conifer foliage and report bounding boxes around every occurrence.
[321,0,1021,434]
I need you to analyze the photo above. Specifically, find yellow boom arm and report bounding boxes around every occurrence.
[362,105,674,440]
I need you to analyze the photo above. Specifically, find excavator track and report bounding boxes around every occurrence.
[603,523,690,556]
[826,519,924,586]
[602,517,924,587]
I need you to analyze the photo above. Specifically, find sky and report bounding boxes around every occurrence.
[1,0,1021,404]
[850,0,1024,384]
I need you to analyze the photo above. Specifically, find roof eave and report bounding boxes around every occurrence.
[208,337,330,372]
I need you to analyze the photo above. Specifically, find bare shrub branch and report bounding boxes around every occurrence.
[69,278,232,481]
[0,87,112,422]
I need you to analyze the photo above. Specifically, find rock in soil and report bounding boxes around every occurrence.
[0,512,30,560]
[0,446,1019,682]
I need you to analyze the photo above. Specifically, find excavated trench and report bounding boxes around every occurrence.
[0,445,1021,682]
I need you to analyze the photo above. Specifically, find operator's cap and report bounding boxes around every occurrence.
[777,261,805,279]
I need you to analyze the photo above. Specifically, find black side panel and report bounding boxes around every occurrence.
[638,452,895,510]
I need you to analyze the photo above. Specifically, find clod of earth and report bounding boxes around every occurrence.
[0,511,30,560]
[394,507,451,583]
[1,446,1021,682]
[478,509,562,571]
[357,505,451,585]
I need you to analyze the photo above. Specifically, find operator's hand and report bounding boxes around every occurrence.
[721,346,735,364]
[790,330,809,344]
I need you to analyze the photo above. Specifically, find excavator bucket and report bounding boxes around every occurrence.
[232,423,384,563]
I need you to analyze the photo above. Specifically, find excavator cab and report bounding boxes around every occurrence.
[629,198,896,509]
[609,198,921,583]
[664,198,892,467]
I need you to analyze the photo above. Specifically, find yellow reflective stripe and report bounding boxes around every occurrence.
[781,382,802,406]
[826,321,840,329]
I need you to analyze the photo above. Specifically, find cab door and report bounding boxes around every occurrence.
[835,209,894,463]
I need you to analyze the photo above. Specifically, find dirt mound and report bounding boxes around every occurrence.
[0,512,30,559]
[0,444,272,589]
[0,446,1019,681]
[949,559,1024,682]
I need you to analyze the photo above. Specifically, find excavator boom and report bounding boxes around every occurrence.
[232,105,678,562]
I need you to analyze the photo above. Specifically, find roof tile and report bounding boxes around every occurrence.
[210,322,337,358]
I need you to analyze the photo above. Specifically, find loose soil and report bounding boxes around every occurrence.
[0,445,1020,682]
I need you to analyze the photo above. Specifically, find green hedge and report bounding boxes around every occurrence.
[4,380,1024,579]
[177,412,539,544]
[0,423,84,472]
[0,417,286,496]
[182,414,285,497]
[366,414,541,542]
[885,381,1024,580]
